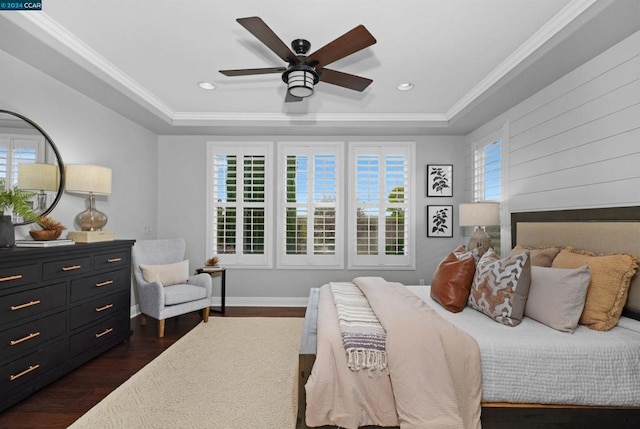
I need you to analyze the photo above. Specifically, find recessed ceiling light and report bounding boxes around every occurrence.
[198,82,216,90]
[397,82,414,91]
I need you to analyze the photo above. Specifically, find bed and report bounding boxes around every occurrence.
[296,206,640,429]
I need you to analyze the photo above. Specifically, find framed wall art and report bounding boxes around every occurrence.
[427,205,453,238]
[427,164,453,197]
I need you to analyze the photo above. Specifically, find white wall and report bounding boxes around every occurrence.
[466,29,640,246]
[158,135,466,302]
[0,50,159,309]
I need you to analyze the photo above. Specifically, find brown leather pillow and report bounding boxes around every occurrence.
[430,248,477,313]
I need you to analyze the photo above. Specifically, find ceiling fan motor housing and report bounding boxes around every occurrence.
[291,38,311,55]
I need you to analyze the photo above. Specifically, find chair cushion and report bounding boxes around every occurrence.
[164,284,207,305]
[140,260,189,286]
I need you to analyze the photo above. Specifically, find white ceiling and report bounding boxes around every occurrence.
[1,0,639,135]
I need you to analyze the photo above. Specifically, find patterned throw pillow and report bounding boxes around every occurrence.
[468,249,532,326]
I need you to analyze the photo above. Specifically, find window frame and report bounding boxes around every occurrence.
[276,142,344,269]
[471,123,509,255]
[206,142,273,269]
[347,142,416,270]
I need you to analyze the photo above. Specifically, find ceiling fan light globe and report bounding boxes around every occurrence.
[287,70,315,98]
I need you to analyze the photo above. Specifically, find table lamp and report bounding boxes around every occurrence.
[17,163,60,213]
[65,164,114,242]
[458,202,500,250]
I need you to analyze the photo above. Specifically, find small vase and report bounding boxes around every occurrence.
[0,215,15,248]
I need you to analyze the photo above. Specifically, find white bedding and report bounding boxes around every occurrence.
[408,286,640,406]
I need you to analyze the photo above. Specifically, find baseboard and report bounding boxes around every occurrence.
[129,297,308,319]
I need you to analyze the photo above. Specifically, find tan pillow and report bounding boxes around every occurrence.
[510,244,561,267]
[430,246,481,313]
[140,260,189,286]
[552,248,638,331]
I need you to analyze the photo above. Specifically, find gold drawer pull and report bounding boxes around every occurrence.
[96,280,114,287]
[62,265,81,272]
[95,303,114,312]
[11,300,41,311]
[10,332,41,346]
[107,258,122,263]
[95,327,113,338]
[10,364,40,381]
[0,274,23,283]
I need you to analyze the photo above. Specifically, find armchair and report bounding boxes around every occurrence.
[132,238,212,337]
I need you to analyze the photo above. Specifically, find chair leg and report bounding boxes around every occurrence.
[202,307,210,323]
[139,314,147,326]
[158,319,165,338]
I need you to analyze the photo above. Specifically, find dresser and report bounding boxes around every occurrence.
[0,240,134,412]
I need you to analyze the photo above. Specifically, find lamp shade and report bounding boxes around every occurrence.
[459,202,500,227]
[65,164,112,195]
[17,163,59,191]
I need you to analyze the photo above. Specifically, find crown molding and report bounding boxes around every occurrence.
[8,12,175,122]
[171,111,448,126]
[4,2,598,131]
[446,0,598,120]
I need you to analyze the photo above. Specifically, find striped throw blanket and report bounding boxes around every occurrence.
[329,281,388,376]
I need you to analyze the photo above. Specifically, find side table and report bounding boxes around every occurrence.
[196,266,226,314]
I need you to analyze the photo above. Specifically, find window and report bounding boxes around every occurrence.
[473,138,502,202]
[348,143,415,269]
[472,129,504,253]
[0,135,42,189]
[207,141,416,270]
[207,143,272,268]
[277,143,343,268]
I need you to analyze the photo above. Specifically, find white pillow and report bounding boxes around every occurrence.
[525,265,591,333]
[140,260,189,286]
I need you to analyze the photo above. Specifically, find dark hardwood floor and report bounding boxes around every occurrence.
[0,308,306,429]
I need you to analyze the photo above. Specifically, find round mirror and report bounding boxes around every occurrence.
[0,109,65,225]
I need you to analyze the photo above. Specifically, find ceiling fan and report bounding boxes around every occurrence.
[219,17,377,102]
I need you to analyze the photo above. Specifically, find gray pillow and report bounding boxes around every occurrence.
[525,265,591,333]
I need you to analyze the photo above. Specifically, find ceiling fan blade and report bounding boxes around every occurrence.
[219,67,286,77]
[236,17,300,64]
[307,25,376,68]
[285,91,304,102]
[319,68,373,92]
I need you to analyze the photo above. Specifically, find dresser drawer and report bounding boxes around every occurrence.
[70,269,128,303]
[0,312,67,362]
[0,264,40,289]
[94,251,129,271]
[0,339,67,394]
[43,256,92,280]
[70,314,128,356]
[70,291,129,330]
[0,282,66,326]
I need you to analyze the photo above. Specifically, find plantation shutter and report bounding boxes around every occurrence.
[208,143,272,268]
[277,143,343,268]
[349,143,415,269]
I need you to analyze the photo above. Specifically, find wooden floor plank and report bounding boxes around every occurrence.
[0,308,305,429]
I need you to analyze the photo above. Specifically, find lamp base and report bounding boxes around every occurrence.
[468,227,492,251]
[67,230,114,243]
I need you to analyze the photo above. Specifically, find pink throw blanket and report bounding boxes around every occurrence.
[305,277,482,429]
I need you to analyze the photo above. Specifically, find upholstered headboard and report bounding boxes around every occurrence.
[511,206,640,320]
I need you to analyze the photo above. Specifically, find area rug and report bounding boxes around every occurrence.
[68,317,304,429]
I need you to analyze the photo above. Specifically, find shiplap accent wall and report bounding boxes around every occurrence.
[466,29,640,246]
